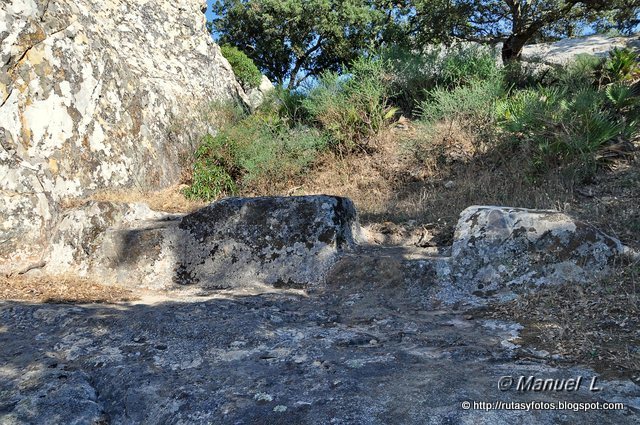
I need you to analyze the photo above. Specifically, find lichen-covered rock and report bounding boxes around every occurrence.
[448,206,625,298]
[0,0,247,274]
[45,196,362,290]
[177,196,361,289]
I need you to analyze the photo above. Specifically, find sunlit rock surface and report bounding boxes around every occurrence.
[0,0,246,274]
[438,206,626,304]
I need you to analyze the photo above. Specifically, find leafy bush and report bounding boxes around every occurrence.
[185,103,326,200]
[261,86,310,125]
[304,56,397,152]
[555,53,605,89]
[381,46,442,115]
[382,44,501,115]
[437,44,501,88]
[418,78,504,133]
[183,133,239,201]
[604,47,640,84]
[497,85,627,167]
[220,45,263,90]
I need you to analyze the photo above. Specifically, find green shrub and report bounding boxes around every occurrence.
[555,53,605,89]
[185,104,327,200]
[183,133,239,201]
[382,44,501,115]
[497,85,625,166]
[418,78,504,131]
[304,56,397,152]
[604,47,640,84]
[437,44,501,88]
[260,86,310,126]
[220,45,263,90]
[381,46,442,115]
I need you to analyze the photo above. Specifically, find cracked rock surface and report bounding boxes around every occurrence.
[1,281,638,424]
[0,0,246,275]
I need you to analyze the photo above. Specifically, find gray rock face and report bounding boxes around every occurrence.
[1,288,637,424]
[45,195,362,290]
[177,196,361,289]
[0,0,247,274]
[43,200,629,303]
[445,206,625,301]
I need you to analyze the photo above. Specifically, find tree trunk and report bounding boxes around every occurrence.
[501,33,529,63]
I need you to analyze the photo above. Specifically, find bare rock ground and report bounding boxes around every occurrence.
[1,197,639,424]
[1,272,638,424]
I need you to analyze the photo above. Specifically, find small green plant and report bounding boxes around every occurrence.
[557,53,605,89]
[185,102,327,201]
[438,44,501,88]
[419,78,504,132]
[381,46,442,115]
[184,133,238,201]
[604,47,640,84]
[220,45,263,90]
[498,83,625,167]
[304,56,397,153]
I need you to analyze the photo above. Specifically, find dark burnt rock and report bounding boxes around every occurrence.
[177,196,361,289]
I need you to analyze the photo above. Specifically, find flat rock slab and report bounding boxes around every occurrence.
[45,196,361,290]
[0,282,637,424]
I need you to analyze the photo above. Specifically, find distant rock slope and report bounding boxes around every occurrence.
[521,34,639,64]
[0,0,247,274]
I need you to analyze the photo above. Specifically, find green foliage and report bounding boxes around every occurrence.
[415,46,504,131]
[304,56,396,152]
[382,45,500,115]
[212,0,384,88]
[604,47,640,84]
[437,45,501,88]
[185,99,327,200]
[184,133,239,201]
[220,45,263,90]
[497,84,627,166]
[381,46,442,114]
[419,79,504,129]
[212,0,639,85]
[558,54,605,88]
[416,50,639,171]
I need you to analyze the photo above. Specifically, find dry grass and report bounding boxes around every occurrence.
[61,184,207,214]
[479,260,640,381]
[286,121,577,245]
[0,274,137,304]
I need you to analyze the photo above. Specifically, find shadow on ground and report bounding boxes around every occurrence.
[1,282,638,424]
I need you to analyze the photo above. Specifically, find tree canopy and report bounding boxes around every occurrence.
[211,0,384,88]
[210,0,640,87]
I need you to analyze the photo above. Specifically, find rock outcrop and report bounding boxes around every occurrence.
[442,206,626,303]
[521,34,639,65]
[41,197,629,301]
[0,0,246,274]
[246,75,274,110]
[45,196,362,290]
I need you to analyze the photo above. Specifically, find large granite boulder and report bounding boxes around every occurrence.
[45,196,362,290]
[447,206,625,299]
[0,0,247,274]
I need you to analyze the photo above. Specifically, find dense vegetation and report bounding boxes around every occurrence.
[219,45,263,89]
[185,46,640,200]
[211,0,640,87]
